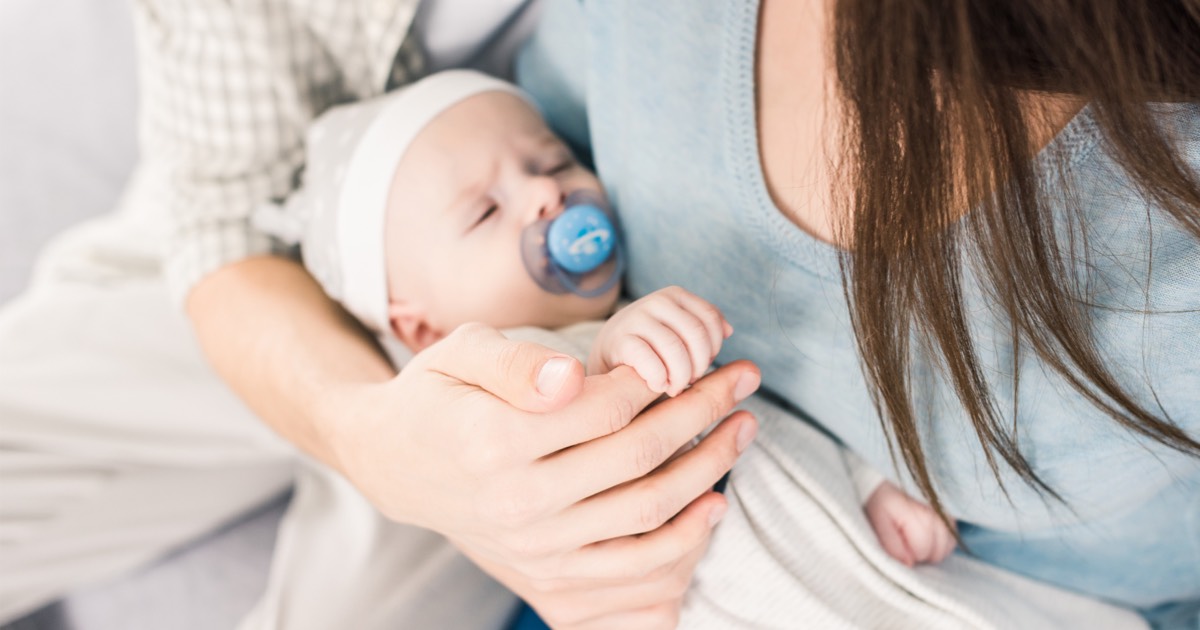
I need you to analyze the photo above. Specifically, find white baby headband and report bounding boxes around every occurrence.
[332,69,529,333]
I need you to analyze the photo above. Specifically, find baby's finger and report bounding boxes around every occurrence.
[875,519,915,567]
[616,335,670,393]
[647,304,715,382]
[906,513,938,564]
[640,322,696,396]
[932,519,957,564]
[667,288,728,357]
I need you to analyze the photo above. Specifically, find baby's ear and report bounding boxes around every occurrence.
[387,301,443,352]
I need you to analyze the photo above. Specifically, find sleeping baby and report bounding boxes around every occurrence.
[255,69,957,568]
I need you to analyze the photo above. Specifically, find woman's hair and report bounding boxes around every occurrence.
[831,0,1200,528]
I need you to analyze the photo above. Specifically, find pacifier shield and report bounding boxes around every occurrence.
[519,190,624,298]
[546,204,616,274]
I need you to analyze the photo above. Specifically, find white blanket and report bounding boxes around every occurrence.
[680,396,1146,629]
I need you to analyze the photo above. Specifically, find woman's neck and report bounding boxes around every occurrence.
[754,0,1085,247]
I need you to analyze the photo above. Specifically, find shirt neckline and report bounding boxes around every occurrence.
[723,0,1101,282]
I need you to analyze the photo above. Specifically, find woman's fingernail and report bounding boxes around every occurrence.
[537,357,572,398]
[708,503,728,527]
[736,419,757,453]
[733,372,760,402]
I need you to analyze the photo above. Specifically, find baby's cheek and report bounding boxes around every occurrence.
[480,276,563,329]
[436,267,507,327]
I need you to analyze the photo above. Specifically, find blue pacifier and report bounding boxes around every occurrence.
[520,190,624,297]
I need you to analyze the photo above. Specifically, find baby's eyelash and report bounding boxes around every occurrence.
[544,159,573,175]
[472,205,498,228]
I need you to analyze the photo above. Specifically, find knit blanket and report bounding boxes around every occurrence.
[679,396,1147,629]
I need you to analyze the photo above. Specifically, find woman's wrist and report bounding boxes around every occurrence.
[309,379,388,477]
[186,255,397,470]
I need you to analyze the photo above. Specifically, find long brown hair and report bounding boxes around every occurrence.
[831,0,1200,526]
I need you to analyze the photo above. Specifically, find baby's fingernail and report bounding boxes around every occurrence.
[734,372,760,402]
[708,503,728,527]
[537,357,573,398]
[736,418,757,453]
[723,322,734,338]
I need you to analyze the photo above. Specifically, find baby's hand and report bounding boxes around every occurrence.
[588,286,732,396]
[864,481,957,567]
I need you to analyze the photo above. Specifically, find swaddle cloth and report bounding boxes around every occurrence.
[679,396,1149,630]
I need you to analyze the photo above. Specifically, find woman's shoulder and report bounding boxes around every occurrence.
[1058,103,1199,307]
[1059,105,1200,415]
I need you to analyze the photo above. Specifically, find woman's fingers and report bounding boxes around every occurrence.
[536,362,760,507]
[540,413,753,552]
[423,323,584,413]
[553,491,727,583]
[531,516,714,628]
[572,603,682,630]
[524,364,662,456]
[537,556,697,629]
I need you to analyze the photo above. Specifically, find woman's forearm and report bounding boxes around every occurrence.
[185,255,395,467]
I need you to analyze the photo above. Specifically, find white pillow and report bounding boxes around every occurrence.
[0,0,139,303]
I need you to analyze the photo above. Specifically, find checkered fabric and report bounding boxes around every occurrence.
[131,0,424,304]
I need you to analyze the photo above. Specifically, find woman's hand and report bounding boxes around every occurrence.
[319,323,761,624]
[461,521,716,629]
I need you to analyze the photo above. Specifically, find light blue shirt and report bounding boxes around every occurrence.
[519,0,1200,624]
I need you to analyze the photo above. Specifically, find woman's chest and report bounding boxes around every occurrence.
[578,0,1200,528]
[755,0,843,244]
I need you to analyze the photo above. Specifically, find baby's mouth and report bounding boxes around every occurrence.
[520,190,624,298]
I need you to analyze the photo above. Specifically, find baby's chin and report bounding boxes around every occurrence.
[530,282,623,329]
[572,281,623,320]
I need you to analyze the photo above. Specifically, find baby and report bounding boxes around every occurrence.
[257,69,956,567]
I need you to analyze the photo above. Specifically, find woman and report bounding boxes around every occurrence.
[516,0,1200,626]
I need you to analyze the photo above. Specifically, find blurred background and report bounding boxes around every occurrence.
[0,1,286,628]
[0,0,137,302]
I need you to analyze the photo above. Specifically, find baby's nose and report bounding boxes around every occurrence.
[526,177,566,223]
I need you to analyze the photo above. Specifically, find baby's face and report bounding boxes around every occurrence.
[383,91,620,350]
